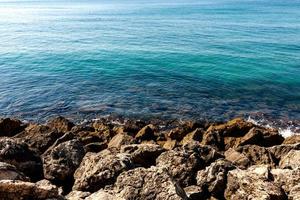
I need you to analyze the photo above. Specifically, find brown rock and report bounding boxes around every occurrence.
[0,179,63,200]
[184,185,204,200]
[0,138,43,181]
[225,165,287,200]
[0,162,28,181]
[108,133,134,149]
[73,149,134,192]
[43,139,85,186]
[135,124,156,141]
[114,167,187,200]
[66,190,91,200]
[225,145,276,169]
[163,140,178,150]
[268,143,300,162]
[279,150,300,169]
[271,168,300,195]
[180,128,203,146]
[86,190,122,200]
[0,118,25,137]
[121,144,164,167]
[284,135,300,145]
[290,184,300,200]
[196,159,235,199]
[84,142,107,153]
[201,129,224,151]
[47,116,74,133]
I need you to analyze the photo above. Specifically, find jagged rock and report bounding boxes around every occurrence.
[73,149,133,192]
[86,190,123,200]
[43,139,85,185]
[268,143,300,162]
[196,159,235,199]
[84,142,107,153]
[121,144,164,167]
[0,118,25,137]
[156,143,223,186]
[13,124,63,154]
[114,167,187,200]
[66,190,91,200]
[163,140,178,150]
[225,145,276,169]
[290,184,300,200]
[279,150,300,169]
[284,135,300,145]
[108,133,134,149]
[180,128,203,146]
[47,116,74,133]
[201,129,224,151]
[224,127,284,150]
[271,168,300,195]
[0,179,63,200]
[225,165,287,200]
[0,138,43,181]
[0,162,28,181]
[184,185,204,200]
[135,124,156,142]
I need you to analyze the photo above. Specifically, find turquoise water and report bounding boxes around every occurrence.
[0,0,299,122]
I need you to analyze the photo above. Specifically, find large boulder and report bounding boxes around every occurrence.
[73,149,134,192]
[114,167,188,200]
[47,116,74,133]
[196,159,235,199]
[225,145,276,169]
[268,143,300,163]
[121,144,164,168]
[271,168,300,195]
[156,143,223,186]
[225,165,287,200]
[13,124,63,154]
[0,162,28,181]
[43,139,85,185]
[0,179,63,200]
[0,118,25,137]
[180,128,203,146]
[135,124,156,142]
[0,138,43,181]
[108,133,134,149]
[279,150,300,169]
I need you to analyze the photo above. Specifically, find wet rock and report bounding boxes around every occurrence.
[283,135,300,145]
[225,165,286,200]
[47,116,74,133]
[66,190,91,200]
[13,124,63,154]
[180,128,203,146]
[121,144,164,167]
[114,167,187,200]
[196,159,235,199]
[0,138,43,181]
[108,133,134,149]
[225,145,276,169]
[135,124,156,142]
[156,143,222,186]
[0,162,28,181]
[43,139,85,187]
[279,150,300,169]
[0,118,25,137]
[73,149,133,192]
[0,179,63,200]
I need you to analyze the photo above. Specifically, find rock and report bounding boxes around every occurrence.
[121,144,164,167]
[73,149,134,192]
[156,143,223,186]
[201,129,224,151]
[0,118,25,137]
[84,142,107,153]
[184,185,204,200]
[271,168,300,194]
[66,190,91,200]
[0,179,63,200]
[224,127,284,150]
[268,143,300,162]
[13,124,63,154]
[47,116,74,133]
[166,126,193,141]
[108,133,134,149]
[279,150,300,169]
[225,165,287,200]
[196,159,235,199]
[0,138,43,181]
[86,190,122,200]
[135,124,156,142]
[284,135,300,145]
[180,128,203,146]
[0,162,28,181]
[290,184,300,200]
[163,140,178,150]
[225,145,276,169]
[43,139,85,185]
[114,167,187,200]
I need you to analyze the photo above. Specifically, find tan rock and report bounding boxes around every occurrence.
[47,116,74,133]
[279,150,300,169]
[108,133,134,148]
[284,135,300,145]
[135,124,156,141]
[66,190,91,200]
[163,140,177,150]
[180,128,203,146]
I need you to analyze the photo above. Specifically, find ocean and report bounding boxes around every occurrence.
[0,0,299,129]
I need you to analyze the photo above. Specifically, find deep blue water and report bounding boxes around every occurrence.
[0,0,299,123]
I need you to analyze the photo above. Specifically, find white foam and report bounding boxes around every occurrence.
[278,127,298,138]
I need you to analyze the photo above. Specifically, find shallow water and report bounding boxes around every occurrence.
[0,0,299,124]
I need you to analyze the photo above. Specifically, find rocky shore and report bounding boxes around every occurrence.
[0,116,299,200]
